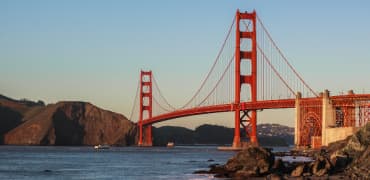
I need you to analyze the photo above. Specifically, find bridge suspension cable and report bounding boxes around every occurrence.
[180,17,236,109]
[151,76,176,116]
[152,76,176,111]
[131,12,320,123]
[256,15,318,98]
[196,54,235,107]
[129,79,140,122]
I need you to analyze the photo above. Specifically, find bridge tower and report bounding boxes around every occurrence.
[138,70,153,146]
[233,10,258,148]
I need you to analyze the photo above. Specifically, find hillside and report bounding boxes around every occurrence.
[0,95,137,146]
[153,124,294,146]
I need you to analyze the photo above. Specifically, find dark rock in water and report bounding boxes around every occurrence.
[311,155,332,176]
[225,146,275,175]
[266,173,283,180]
[234,168,259,179]
[199,146,275,178]
[193,170,209,174]
[209,164,229,176]
[302,172,311,177]
[290,163,305,177]
[330,151,350,172]
[43,169,52,173]
[272,158,285,173]
[194,122,370,179]
[208,163,219,168]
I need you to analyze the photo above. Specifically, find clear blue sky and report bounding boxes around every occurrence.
[1,1,369,128]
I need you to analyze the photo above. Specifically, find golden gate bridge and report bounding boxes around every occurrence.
[129,10,370,149]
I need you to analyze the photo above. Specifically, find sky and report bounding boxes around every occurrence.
[1,1,370,128]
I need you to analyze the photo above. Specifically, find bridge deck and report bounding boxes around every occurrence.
[141,94,370,125]
[141,99,296,125]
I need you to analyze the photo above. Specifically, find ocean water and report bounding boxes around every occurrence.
[0,146,238,180]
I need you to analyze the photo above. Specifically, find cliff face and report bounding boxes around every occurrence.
[0,95,42,144]
[0,95,137,146]
[0,106,23,144]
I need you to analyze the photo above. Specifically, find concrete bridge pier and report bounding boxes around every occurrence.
[294,92,301,146]
[295,89,364,149]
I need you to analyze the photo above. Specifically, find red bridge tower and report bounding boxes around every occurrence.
[138,70,153,146]
[233,10,258,147]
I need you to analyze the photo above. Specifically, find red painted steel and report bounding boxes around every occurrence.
[233,10,258,147]
[234,9,241,148]
[141,99,296,125]
[138,71,153,146]
[299,99,322,147]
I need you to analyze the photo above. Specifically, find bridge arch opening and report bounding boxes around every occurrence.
[300,112,322,147]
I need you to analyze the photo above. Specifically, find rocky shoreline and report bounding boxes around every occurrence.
[195,122,370,179]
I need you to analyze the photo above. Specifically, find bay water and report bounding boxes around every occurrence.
[0,146,237,180]
[0,145,295,179]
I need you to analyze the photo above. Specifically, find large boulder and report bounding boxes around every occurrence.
[225,146,275,175]
[311,155,332,176]
[344,123,370,179]
[326,122,370,179]
[205,146,275,178]
[196,146,275,178]
[290,163,306,177]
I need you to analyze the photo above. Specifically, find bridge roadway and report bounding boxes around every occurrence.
[141,99,296,125]
[140,94,370,125]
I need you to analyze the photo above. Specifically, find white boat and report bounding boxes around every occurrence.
[167,142,174,147]
[94,144,110,150]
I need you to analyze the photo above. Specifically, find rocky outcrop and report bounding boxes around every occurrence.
[328,122,370,179]
[196,146,275,178]
[0,95,44,144]
[195,122,370,179]
[0,106,23,144]
[2,101,137,146]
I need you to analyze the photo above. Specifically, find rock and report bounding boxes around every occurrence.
[208,163,220,168]
[266,173,283,180]
[272,158,285,173]
[290,164,305,177]
[193,170,209,174]
[225,146,275,176]
[313,167,328,177]
[209,164,229,176]
[326,122,370,178]
[234,168,259,179]
[3,102,137,146]
[311,155,332,176]
[198,146,275,178]
[0,106,23,144]
[329,151,350,172]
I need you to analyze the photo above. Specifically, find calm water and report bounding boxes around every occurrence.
[0,146,238,180]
